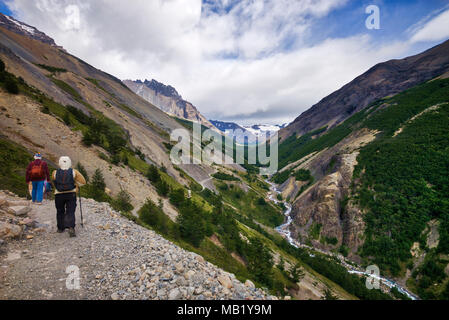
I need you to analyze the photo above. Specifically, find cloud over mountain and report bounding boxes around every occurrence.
[4,0,449,124]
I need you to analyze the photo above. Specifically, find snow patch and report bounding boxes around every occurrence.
[4,15,36,35]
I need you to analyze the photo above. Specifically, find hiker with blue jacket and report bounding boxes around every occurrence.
[26,152,50,205]
[51,156,86,237]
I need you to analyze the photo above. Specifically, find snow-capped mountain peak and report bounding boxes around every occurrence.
[210,120,287,144]
[0,13,58,46]
[4,15,35,35]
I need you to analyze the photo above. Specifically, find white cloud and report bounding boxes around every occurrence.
[3,0,447,125]
[410,8,449,43]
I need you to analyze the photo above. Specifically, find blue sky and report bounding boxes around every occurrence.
[0,1,11,16]
[1,0,449,125]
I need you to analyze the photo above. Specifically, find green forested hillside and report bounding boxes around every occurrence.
[277,78,449,299]
[353,79,449,299]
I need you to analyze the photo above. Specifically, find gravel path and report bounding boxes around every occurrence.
[0,195,274,300]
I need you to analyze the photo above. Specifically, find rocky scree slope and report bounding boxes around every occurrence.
[0,190,273,300]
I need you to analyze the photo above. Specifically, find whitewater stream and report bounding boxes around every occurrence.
[265,179,418,300]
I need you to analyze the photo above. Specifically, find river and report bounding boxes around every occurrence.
[265,179,419,300]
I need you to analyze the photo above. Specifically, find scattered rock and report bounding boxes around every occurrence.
[5,251,21,261]
[0,199,8,208]
[175,262,184,273]
[0,222,22,239]
[168,288,182,300]
[218,274,233,289]
[244,279,255,289]
[19,218,35,226]
[185,270,195,280]
[8,206,31,216]
[111,292,119,300]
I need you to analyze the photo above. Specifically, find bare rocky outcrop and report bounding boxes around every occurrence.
[280,177,308,202]
[0,191,44,244]
[287,129,377,258]
[290,172,345,248]
[124,79,215,130]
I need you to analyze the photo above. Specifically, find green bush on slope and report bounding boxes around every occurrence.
[0,138,33,197]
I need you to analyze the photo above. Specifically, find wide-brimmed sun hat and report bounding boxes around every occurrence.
[58,156,72,170]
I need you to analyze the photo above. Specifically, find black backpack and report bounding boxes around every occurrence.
[54,168,76,192]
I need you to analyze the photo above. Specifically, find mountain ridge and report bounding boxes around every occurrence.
[0,13,58,47]
[124,78,215,130]
[279,39,449,141]
[0,13,366,301]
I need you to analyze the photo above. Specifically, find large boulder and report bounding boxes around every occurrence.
[0,199,8,208]
[0,222,23,239]
[244,279,255,289]
[217,274,233,289]
[8,206,31,216]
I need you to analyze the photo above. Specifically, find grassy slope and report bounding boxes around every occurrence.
[0,137,33,197]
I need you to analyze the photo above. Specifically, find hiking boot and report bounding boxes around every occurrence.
[68,228,76,238]
[57,229,64,233]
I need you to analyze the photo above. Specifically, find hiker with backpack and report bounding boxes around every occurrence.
[51,156,86,237]
[25,153,50,205]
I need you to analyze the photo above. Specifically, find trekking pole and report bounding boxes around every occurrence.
[78,187,84,228]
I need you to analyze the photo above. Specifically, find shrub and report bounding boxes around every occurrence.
[41,106,50,114]
[177,200,207,247]
[112,189,134,213]
[156,179,170,197]
[169,188,185,207]
[76,162,89,183]
[212,172,240,181]
[0,138,33,197]
[63,111,71,126]
[90,168,106,201]
[218,183,228,191]
[257,197,266,206]
[146,164,160,183]
[289,263,305,283]
[35,64,67,73]
[295,169,313,182]
[139,199,173,235]
[245,237,274,287]
[111,153,121,165]
[135,148,145,161]
[339,245,349,257]
[323,288,339,300]
[325,237,338,245]
[5,78,19,94]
